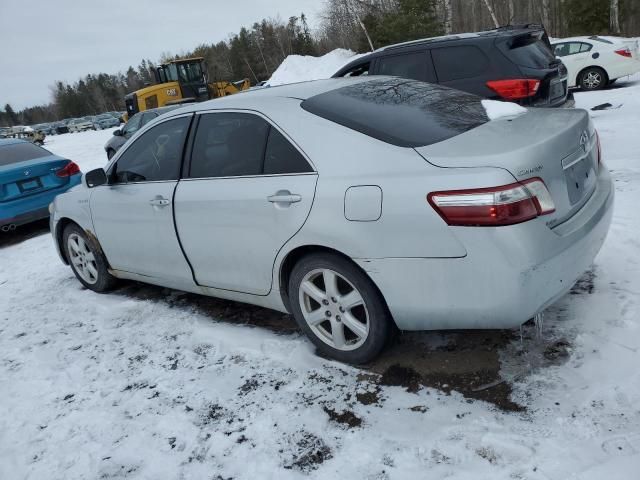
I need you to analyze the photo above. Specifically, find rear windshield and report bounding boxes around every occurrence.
[301,77,488,148]
[504,33,556,68]
[0,142,51,166]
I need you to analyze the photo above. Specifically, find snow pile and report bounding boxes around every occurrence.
[481,99,528,120]
[267,49,364,86]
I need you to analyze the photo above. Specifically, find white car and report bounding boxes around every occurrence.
[551,36,640,90]
[67,118,95,133]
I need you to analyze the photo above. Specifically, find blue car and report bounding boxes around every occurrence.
[0,139,82,231]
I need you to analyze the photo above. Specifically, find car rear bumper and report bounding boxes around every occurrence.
[0,175,82,228]
[356,167,614,330]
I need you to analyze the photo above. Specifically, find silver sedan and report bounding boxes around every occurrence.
[50,77,614,363]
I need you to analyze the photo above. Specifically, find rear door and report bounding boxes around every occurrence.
[174,111,317,295]
[90,115,193,282]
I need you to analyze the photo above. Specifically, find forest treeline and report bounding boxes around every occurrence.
[2,0,638,126]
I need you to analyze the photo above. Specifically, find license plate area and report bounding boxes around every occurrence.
[17,177,43,193]
[550,80,566,100]
[564,155,596,205]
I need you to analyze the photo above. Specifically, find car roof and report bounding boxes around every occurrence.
[167,77,373,116]
[551,35,621,44]
[0,138,28,147]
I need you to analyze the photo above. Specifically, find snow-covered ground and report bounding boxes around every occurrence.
[2,77,640,479]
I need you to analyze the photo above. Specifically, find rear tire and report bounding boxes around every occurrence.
[579,67,608,91]
[288,252,392,364]
[63,224,117,292]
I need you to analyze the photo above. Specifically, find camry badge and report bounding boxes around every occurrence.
[579,131,589,152]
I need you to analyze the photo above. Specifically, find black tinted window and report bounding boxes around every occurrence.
[432,46,488,82]
[505,34,556,68]
[264,129,312,175]
[377,52,430,82]
[0,142,50,166]
[122,113,143,137]
[113,116,189,183]
[340,62,370,77]
[190,113,269,178]
[301,77,488,148]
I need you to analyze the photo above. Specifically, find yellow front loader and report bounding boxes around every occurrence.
[124,58,250,120]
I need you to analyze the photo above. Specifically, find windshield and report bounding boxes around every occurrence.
[0,142,51,166]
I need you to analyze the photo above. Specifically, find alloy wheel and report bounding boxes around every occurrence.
[298,268,369,351]
[583,71,602,89]
[67,233,99,285]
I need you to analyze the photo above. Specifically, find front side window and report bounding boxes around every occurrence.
[189,113,269,178]
[377,52,430,82]
[112,116,190,183]
[431,46,489,82]
[340,62,370,77]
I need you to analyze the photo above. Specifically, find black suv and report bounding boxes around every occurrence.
[333,25,573,108]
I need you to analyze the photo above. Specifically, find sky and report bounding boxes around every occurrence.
[0,0,322,110]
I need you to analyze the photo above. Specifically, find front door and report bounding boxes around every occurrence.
[90,115,194,283]
[174,112,317,295]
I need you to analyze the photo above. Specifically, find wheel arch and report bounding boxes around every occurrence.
[277,244,395,326]
[577,65,609,86]
[55,217,109,268]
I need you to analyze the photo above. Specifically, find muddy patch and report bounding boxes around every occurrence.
[323,406,362,428]
[282,431,333,473]
[570,269,596,295]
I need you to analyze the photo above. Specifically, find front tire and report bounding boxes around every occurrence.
[63,224,117,292]
[288,253,392,364]
[579,67,608,91]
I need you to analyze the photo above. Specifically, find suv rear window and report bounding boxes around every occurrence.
[301,78,488,148]
[0,142,50,166]
[504,33,556,68]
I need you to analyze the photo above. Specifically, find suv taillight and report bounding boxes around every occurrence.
[428,178,555,227]
[486,79,541,100]
[615,48,632,58]
[56,161,80,177]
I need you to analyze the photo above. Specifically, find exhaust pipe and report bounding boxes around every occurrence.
[1,224,16,232]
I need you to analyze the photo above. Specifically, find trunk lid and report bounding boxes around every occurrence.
[0,155,74,203]
[415,108,598,227]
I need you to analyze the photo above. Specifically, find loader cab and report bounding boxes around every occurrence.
[154,58,210,103]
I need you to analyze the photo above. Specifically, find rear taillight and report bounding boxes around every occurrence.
[428,178,555,227]
[615,48,632,58]
[486,79,541,100]
[595,130,602,167]
[56,161,80,177]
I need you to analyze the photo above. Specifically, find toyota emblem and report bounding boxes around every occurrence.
[23,170,30,176]
[579,131,589,152]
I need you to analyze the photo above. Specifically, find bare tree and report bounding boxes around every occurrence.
[481,0,500,28]
[443,0,453,34]
[541,0,551,29]
[610,0,621,34]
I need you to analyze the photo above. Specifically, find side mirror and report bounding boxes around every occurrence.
[84,168,108,188]
[113,129,122,136]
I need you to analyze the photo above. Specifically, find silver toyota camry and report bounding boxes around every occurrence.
[50,77,614,364]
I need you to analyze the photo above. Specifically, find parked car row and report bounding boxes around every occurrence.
[1,111,126,139]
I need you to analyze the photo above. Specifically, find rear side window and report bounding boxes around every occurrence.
[301,77,488,148]
[264,129,312,175]
[505,34,556,68]
[189,113,269,178]
[377,52,432,82]
[0,142,50,166]
[431,46,489,82]
[338,62,370,77]
[112,116,190,183]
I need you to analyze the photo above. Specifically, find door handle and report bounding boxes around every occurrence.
[267,191,301,204]
[149,197,171,207]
